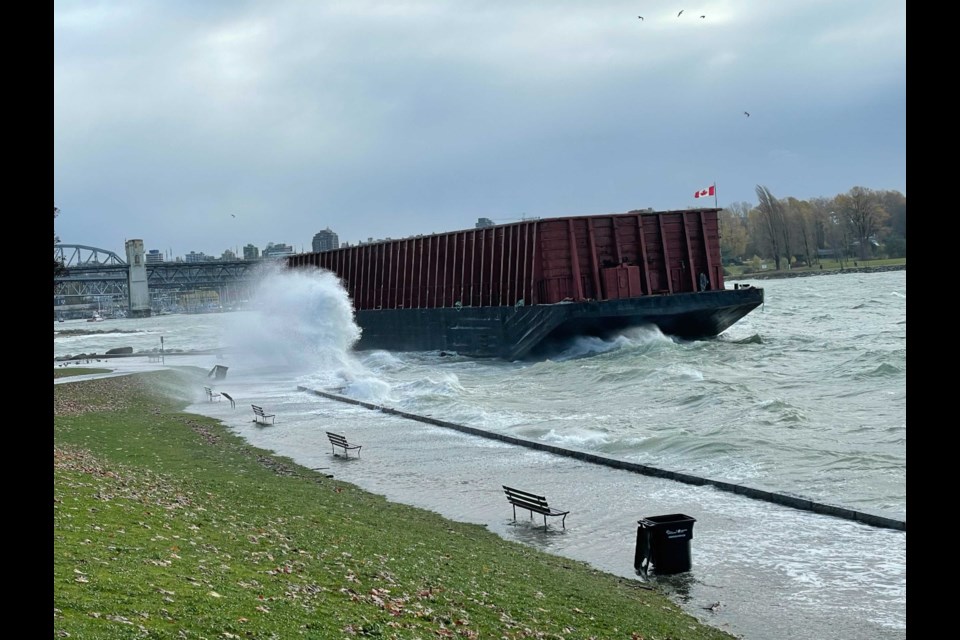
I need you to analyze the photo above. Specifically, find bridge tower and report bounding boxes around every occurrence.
[125,239,152,318]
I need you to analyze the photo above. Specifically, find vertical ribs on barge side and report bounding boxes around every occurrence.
[287,208,764,359]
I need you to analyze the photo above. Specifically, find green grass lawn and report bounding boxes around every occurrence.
[55,367,114,379]
[55,369,738,639]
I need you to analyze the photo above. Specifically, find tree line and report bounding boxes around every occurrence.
[718,186,906,270]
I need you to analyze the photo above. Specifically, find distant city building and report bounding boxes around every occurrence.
[145,249,164,264]
[243,244,260,260]
[185,251,216,263]
[221,249,237,261]
[476,217,495,228]
[262,242,295,259]
[312,227,340,252]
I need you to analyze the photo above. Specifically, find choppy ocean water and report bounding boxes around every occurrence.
[54,268,907,639]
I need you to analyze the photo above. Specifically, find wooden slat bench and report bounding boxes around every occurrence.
[220,392,236,409]
[251,404,275,425]
[326,432,362,458]
[502,486,569,530]
[204,386,221,402]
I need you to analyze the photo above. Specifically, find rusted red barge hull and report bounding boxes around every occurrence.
[287,208,764,359]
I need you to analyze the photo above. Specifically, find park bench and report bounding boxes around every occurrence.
[204,386,222,402]
[326,432,362,458]
[251,404,275,425]
[502,486,569,530]
[220,392,236,408]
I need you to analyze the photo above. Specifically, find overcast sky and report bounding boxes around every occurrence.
[54,1,906,260]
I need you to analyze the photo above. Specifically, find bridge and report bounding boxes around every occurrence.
[54,244,279,318]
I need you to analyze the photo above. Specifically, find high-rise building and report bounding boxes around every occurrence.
[243,244,260,260]
[312,227,339,252]
[145,249,164,264]
[476,217,495,228]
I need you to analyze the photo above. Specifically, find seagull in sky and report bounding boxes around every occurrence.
[231,214,236,217]
[743,111,750,117]
[677,10,684,17]
[700,15,706,19]
[638,16,643,20]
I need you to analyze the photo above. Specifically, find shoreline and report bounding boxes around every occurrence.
[727,263,904,281]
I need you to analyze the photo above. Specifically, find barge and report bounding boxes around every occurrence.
[287,208,764,359]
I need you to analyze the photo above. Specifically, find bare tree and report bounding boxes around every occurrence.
[807,196,834,261]
[879,190,906,240]
[836,187,890,261]
[779,198,798,267]
[754,185,785,270]
[877,190,906,257]
[785,197,816,268]
[824,200,851,268]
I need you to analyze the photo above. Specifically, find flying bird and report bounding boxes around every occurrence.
[638,16,643,20]
[231,214,236,217]
[677,10,684,17]
[700,15,706,19]
[743,111,750,117]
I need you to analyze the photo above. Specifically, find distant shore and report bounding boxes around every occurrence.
[727,263,905,281]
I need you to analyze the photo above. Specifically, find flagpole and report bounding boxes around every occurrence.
[714,182,718,209]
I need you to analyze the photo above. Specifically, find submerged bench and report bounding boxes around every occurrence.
[251,404,275,425]
[502,486,569,530]
[326,432,362,458]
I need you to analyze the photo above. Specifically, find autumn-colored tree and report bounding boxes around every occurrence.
[721,186,903,265]
[719,202,750,262]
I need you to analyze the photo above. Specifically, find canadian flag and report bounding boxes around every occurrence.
[694,185,716,199]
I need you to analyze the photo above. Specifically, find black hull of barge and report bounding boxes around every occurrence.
[354,286,764,360]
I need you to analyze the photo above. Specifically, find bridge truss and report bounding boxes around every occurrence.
[54,244,279,315]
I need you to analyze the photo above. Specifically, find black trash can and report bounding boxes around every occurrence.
[634,513,696,576]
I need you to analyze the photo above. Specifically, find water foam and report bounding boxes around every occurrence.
[224,264,391,397]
